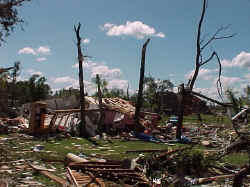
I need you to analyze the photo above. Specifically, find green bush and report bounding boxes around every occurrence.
[176,149,212,177]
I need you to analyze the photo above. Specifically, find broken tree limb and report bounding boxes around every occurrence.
[29,164,67,186]
[134,38,150,130]
[194,174,235,185]
[0,67,14,74]
[210,165,237,174]
[193,172,250,186]
[126,149,168,153]
[156,147,189,159]
[232,108,248,121]
[191,91,231,107]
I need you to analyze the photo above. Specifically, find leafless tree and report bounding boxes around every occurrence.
[74,23,87,137]
[188,0,236,95]
[177,0,235,140]
[96,74,105,134]
[134,38,150,129]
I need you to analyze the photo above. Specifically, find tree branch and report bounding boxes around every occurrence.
[189,0,207,90]
[196,0,207,64]
[200,51,216,66]
[214,52,223,100]
[201,25,236,51]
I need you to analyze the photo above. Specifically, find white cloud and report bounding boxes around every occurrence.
[64,79,97,95]
[71,59,129,94]
[222,51,250,69]
[83,38,90,44]
[18,47,36,55]
[37,46,50,55]
[26,69,43,76]
[101,21,165,39]
[156,32,165,38]
[18,46,51,56]
[91,65,122,79]
[36,57,47,62]
[53,76,77,84]
[214,75,242,88]
[107,79,128,90]
[72,61,122,79]
[185,68,217,81]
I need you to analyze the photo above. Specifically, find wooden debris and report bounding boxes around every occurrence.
[126,149,168,153]
[67,167,105,187]
[29,163,67,186]
[194,174,235,185]
[66,153,88,163]
[68,160,149,185]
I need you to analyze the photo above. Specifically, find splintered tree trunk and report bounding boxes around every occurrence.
[176,84,185,140]
[126,83,130,100]
[134,39,150,129]
[96,74,105,133]
[74,23,87,137]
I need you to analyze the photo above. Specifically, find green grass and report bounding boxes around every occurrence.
[36,137,171,160]
[223,152,249,167]
[0,116,248,187]
[158,114,232,127]
[183,114,232,126]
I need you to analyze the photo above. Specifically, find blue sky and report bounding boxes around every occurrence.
[1,0,250,99]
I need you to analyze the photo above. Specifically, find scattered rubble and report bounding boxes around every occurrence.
[0,98,249,186]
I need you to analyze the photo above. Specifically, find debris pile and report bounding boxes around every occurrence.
[0,116,29,133]
[0,98,249,186]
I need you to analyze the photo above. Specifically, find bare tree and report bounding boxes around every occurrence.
[177,0,235,140]
[188,0,236,93]
[74,23,87,137]
[96,74,105,134]
[134,38,150,129]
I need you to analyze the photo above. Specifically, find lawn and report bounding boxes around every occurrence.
[0,113,248,186]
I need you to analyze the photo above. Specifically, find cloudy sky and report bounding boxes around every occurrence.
[1,0,250,99]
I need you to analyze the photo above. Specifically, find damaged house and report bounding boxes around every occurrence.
[26,96,161,136]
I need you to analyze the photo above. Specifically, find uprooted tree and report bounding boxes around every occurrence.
[176,0,235,140]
